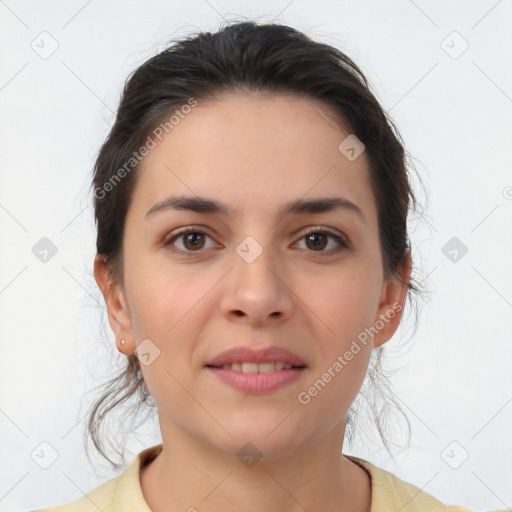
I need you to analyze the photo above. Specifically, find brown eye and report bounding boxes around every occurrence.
[305,232,328,251]
[182,232,206,250]
[164,228,217,255]
[296,228,349,254]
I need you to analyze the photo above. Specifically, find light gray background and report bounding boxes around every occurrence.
[1,1,511,511]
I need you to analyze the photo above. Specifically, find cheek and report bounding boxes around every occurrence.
[295,342,372,440]
[289,268,377,393]
[128,273,202,414]
[302,268,380,345]
[124,262,214,392]
[125,258,208,340]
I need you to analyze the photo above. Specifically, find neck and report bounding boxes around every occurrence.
[140,417,371,512]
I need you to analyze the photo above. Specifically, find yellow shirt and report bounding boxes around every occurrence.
[32,444,473,512]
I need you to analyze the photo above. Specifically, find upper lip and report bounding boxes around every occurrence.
[205,345,307,367]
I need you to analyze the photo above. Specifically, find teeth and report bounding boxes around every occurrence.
[257,363,275,373]
[216,362,298,372]
[242,362,259,373]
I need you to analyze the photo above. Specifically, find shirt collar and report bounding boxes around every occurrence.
[114,443,163,512]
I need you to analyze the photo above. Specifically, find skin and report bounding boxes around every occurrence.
[94,91,412,512]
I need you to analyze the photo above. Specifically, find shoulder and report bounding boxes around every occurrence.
[28,475,118,512]
[28,444,163,512]
[346,455,473,512]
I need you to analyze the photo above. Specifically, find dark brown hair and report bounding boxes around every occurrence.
[85,19,426,470]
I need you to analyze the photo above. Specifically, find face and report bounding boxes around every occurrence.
[95,91,410,461]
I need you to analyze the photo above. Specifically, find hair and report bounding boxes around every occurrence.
[85,19,427,471]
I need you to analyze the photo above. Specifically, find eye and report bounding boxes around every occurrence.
[163,226,349,256]
[163,228,218,255]
[295,227,349,254]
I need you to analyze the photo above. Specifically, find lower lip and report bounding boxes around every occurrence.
[206,367,306,393]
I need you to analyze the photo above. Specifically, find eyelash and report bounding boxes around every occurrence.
[163,226,349,257]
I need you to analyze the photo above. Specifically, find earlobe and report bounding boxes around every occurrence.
[93,253,136,354]
[372,249,413,349]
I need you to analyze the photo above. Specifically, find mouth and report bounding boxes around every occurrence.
[205,362,307,393]
[204,345,307,392]
[205,345,307,368]
[206,362,306,372]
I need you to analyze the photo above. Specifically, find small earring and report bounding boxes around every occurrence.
[121,339,125,345]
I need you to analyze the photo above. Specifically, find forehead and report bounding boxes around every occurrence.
[131,91,377,224]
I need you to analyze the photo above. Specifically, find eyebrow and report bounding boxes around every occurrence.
[145,195,365,223]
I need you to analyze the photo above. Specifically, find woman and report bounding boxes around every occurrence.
[34,20,472,512]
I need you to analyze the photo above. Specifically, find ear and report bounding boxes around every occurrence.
[93,253,136,354]
[372,249,412,349]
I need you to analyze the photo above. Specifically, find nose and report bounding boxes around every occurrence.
[219,240,294,327]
